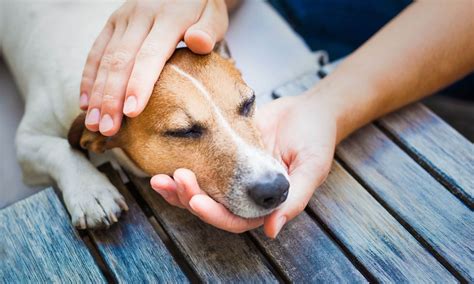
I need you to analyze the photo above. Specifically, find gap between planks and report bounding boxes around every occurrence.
[124,170,286,283]
[302,208,376,283]
[52,167,194,283]
[51,189,117,283]
[124,180,202,283]
[335,156,467,283]
[374,120,473,210]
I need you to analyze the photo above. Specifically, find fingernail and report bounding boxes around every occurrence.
[80,93,88,108]
[123,96,137,115]
[99,114,114,133]
[85,108,100,125]
[155,188,169,198]
[273,216,287,238]
[189,198,197,211]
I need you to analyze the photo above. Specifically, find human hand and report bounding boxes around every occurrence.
[256,94,337,238]
[151,169,264,233]
[80,0,229,136]
[150,92,338,238]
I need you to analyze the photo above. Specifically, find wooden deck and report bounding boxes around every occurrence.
[1,69,473,282]
[1,1,472,282]
[1,100,472,283]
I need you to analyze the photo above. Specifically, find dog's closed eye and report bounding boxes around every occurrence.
[165,124,204,139]
[239,93,256,117]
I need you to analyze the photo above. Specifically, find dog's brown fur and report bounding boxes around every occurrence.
[69,48,262,202]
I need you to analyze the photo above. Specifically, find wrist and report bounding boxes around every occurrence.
[304,67,380,144]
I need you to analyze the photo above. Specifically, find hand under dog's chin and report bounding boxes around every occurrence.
[221,195,278,219]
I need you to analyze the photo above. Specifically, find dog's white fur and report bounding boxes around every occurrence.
[1,2,127,228]
[168,63,287,217]
[0,1,288,226]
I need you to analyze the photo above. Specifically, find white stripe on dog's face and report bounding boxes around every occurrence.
[169,64,287,217]
[169,64,241,143]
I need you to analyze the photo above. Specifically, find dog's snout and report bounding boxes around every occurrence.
[248,173,289,209]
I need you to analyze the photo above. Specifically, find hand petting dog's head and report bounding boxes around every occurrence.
[69,45,289,218]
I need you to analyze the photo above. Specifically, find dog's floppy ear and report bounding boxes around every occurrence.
[68,113,117,153]
[213,40,232,60]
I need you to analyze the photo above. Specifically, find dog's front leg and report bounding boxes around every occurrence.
[16,132,127,229]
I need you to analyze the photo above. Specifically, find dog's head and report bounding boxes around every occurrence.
[69,45,289,218]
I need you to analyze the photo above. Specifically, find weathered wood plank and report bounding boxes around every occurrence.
[0,188,106,283]
[130,175,278,283]
[308,162,457,283]
[88,164,188,283]
[337,124,474,282]
[251,212,367,283]
[378,103,474,207]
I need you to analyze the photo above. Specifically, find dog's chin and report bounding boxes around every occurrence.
[219,195,277,219]
[228,205,275,219]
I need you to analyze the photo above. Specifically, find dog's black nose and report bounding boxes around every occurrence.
[248,173,289,209]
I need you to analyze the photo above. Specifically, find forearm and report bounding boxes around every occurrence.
[308,1,474,143]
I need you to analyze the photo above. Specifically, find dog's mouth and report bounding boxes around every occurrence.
[218,167,290,218]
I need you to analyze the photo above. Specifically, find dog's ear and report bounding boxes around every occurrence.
[213,40,232,60]
[68,113,117,153]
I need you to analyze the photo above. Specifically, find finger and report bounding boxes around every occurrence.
[264,158,332,238]
[184,0,229,54]
[173,168,205,212]
[189,195,264,233]
[80,22,114,110]
[98,19,153,136]
[151,174,184,208]
[124,18,186,118]
[85,24,126,131]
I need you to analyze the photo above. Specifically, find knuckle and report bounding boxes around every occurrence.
[91,80,105,94]
[109,50,133,71]
[102,50,132,71]
[137,40,161,59]
[224,217,245,234]
[101,93,118,105]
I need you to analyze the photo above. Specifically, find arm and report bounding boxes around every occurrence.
[315,1,474,143]
[151,1,474,238]
[261,0,474,238]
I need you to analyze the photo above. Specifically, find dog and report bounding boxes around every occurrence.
[1,1,289,229]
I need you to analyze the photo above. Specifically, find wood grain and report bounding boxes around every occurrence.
[89,164,188,283]
[251,211,367,283]
[130,175,278,283]
[0,188,106,283]
[308,162,457,283]
[337,124,473,281]
[378,103,474,208]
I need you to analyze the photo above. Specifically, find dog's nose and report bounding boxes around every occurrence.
[248,173,289,209]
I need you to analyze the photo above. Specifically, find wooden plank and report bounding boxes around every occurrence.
[337,124,474,282]
[378,103,474,207]
[307,162,457,283]
[130,175,278,283]
[88,164,188,283]
[0,188,106,283]
[251,212,367,283]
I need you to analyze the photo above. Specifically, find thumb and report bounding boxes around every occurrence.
[184,0,228,54]
[264,157,332,238]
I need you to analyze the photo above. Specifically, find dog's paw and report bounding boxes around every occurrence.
[63,185,128,230]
